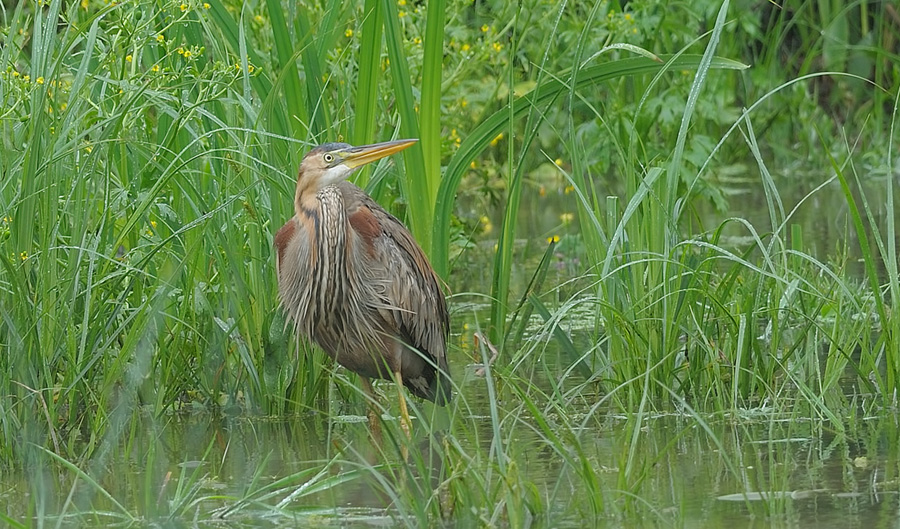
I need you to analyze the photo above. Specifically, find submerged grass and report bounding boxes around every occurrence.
[2,0,900,526]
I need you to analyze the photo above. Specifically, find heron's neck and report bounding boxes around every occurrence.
[294,181,346,223]
[294,178,321,218]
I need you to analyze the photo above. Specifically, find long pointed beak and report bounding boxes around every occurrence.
[342,139,418,169]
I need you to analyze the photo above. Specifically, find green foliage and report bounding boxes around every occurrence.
[2,0,900,526]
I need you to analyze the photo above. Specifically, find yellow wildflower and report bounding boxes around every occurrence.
[81,0,88,8]
[398,0,406,4]
[547,235,560,243]
[19,251,27,261]
[12,71,19,78]
[490,132,503,146]
[564,185,574,194]
[470,160,476,169]
[461,43,470,52]
[399,10,406,18]
[481,24,489,32]
[151,64,160,72]
[480,215,493,234]
[180,3,188,12]
[554,158,563,166]
[183,50,192,58]
[345,28,353,37]
[156,34,165,42]
[492,42,502,52]
[254,14,263,23]
[23,75,30,82]
[203,2,210,8]
[36,76,44,84]
[126,55,133,63]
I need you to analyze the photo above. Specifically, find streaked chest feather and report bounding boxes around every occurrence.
[276,187,383,344]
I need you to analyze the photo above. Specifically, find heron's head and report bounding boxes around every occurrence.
[297,139,418,192]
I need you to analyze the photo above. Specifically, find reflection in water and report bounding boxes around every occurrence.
[5,377,899,528]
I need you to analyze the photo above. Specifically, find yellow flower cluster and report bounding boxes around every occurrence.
[176,45,204,60]
[176,1,210,12]
[607,9,639,35]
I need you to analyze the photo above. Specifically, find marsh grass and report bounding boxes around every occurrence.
[2,0,900,526]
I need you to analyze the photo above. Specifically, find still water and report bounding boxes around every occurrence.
[4,380,899,527]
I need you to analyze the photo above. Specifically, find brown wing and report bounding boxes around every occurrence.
[338,182,451,404]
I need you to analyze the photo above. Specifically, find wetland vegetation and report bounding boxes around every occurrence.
[2,0,899,526]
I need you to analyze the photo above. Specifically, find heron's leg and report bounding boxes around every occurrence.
[360,377,382,447]
[393,370,412,461]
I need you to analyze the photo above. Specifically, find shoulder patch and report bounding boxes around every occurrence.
[274,219,297,269]
[348,206,382,258]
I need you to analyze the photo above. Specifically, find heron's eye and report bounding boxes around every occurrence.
[323,153,335,164]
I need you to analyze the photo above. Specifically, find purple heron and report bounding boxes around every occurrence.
[274,139,451,441]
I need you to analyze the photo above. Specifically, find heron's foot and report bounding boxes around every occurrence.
[360,377,383,448]
[367,405,383,447]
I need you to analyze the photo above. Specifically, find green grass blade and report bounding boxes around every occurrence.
[33,444,136,521]
[351,0,383,187]
[420,0,445,209]
[294,4,329,138]
[530,295,593,380]
[667,0,730,219]
[265,0,309,139]
[825,135,893,391]
[381,0,428,249]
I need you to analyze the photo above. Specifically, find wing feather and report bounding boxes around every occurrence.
[339,182,451,403]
